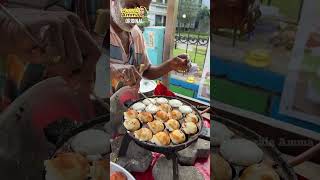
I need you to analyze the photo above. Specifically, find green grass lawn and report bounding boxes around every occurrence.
[172,47,207,71]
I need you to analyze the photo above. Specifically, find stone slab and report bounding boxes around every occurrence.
[153,156,204,180]
[110,136,152,172]
[177,138,210,165]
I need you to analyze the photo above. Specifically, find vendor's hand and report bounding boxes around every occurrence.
[169,54,191,73]
[0,7,100,94]
[0,8,100,78]
[111,64,140,89]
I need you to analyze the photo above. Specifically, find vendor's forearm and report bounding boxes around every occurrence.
[142,60,173,80]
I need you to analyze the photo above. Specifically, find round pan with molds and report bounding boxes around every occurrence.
[123,96,203,153]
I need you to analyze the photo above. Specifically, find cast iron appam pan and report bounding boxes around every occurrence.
[43,114,111,179]
[122,95,203,154]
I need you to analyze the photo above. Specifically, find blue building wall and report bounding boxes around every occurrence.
[143,27,165,66]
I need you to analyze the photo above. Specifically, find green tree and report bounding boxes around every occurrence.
[197,6,210,20]
[195,6,210,33]
[177,0,201,30]
[138,16,150,31]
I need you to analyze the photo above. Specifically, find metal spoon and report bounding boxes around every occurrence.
[133,68,155,105]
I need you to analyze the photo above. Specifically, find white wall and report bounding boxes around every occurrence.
[148,14,156,26]
[148,1,167,26]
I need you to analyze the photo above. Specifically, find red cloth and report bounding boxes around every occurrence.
[31,97,91,132]
[154,82,176,97]
[27,81,95,134]
[0,0,6,4]
[297,174,308,180]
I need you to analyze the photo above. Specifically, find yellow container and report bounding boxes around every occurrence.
[245,49,271,68]
[186,76,195,83]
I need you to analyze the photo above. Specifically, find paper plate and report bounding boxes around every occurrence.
[139,79,157,93]
[110,162,136,180]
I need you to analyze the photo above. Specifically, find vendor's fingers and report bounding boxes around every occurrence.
[182,59,191,70]
[183,59,191,72]
[112,64,126,82]
[111,64,137,86]
[179,56,189,64]
[122,71,130,85]
[123,68,134,86]
[176,56,189,69]
[111,64,123,78]
[175,55,186,62]
[177,53,188,60]
[120,66,136,87]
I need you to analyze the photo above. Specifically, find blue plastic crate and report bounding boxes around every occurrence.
[212,56,285,93]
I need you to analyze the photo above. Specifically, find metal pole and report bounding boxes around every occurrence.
[177,0,181,49]
[118,134,131,157]
[203,37,209,70]
[194,33,200,63]
[186,21,191,54]
[162,0,179,86]
[178,0,181,38]
[172,153,179,180]
[297,0,304,23]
